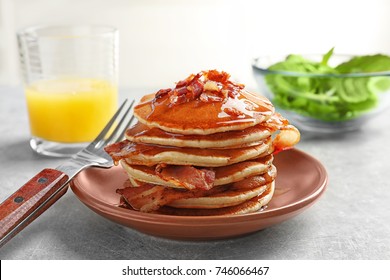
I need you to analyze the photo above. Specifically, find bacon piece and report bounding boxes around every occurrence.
[186,77,204,99]
[104,140,159,165]
[155,88,171,99]
[104,139,134,164]
[169,93,187,105]
[117,184,193,212]
[223,107,245,118]
[117,181,227,212]
[166,73,205,105]
[226,81,245,98]
[206,70,230,83]
[155,165,215,190]
[175,74,195,88]
[173,86,188,96]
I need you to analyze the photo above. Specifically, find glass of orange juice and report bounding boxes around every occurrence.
[17,25,118,157]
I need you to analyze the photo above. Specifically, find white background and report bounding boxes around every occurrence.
[1,0,390,89]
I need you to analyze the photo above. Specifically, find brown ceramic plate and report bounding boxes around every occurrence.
[70,149,327,240]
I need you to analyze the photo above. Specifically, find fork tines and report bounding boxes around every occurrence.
[91,99,135,150]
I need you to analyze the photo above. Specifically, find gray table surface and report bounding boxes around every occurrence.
[0,85,389,260]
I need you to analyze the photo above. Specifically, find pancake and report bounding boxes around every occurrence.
[133,71,275,135]
[168,183,269,209]
[156,182,275,216]
[128,176,142,187]
[120,155,274,189]
[106,138,272,167]
[125,122,272,149]
[167,176,275,209]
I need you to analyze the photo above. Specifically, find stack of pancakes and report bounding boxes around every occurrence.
[105,70,300,216]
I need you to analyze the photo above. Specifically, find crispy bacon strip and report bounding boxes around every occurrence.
[117,182,227,212]
[205,70,230,83]
[104,140,138,164]
[117,184,192,212]
[104,140,128,164]
[155,164,215,190]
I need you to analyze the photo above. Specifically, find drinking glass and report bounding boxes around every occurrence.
[17,25,118,157]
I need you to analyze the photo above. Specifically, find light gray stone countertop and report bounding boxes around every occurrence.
[0,85,389,260]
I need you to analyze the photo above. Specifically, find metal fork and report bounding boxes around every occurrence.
[0,99,135,247]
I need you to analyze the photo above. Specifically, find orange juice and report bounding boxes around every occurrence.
[25,78,117,143]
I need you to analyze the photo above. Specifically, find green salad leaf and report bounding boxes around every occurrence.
[321,47,334,66]
[265,49,390,121]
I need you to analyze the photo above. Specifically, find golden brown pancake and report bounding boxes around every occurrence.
[156,182,275,216]
[126,122,272,149]
[107,138,272,167]
[133,71,275,135]
[167,176,275,209]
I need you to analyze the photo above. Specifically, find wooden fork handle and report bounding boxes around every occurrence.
[0,168,69,247]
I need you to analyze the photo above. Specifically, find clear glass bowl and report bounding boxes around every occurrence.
[252,54,390,133]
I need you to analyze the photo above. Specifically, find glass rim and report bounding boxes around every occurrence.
[17,24,118,39]
[252,55,390,78]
